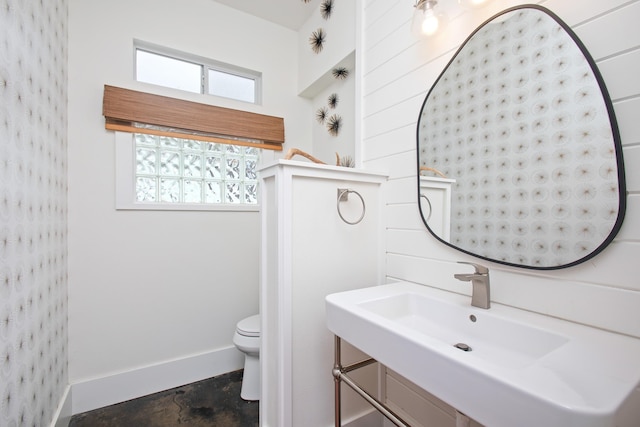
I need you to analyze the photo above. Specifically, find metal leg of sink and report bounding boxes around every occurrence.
[332,335,411,427]
[333,335,342,427]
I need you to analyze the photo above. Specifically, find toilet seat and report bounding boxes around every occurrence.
[236,314,260,337]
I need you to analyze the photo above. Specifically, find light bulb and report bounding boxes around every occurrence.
[421,10,440,36]
[411,0,447,38]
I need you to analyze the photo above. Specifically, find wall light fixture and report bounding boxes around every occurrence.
[412,0,494,38]
[412,0,447,37]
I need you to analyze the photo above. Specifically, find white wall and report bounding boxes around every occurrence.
[67,0,311,392]
[298,0,357,96]
[362,0,640,339]
[297,1,358,165]
[311,68,357,165]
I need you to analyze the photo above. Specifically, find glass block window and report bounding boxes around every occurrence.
[134,134,260,205]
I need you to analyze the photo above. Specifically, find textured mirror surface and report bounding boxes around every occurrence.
[417,5,625,269]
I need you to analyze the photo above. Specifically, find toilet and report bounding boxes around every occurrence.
[233,314,260,401]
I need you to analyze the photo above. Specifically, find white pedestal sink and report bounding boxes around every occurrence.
[326,282,640,427]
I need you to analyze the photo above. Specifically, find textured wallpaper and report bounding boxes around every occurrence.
[1,0,69,425]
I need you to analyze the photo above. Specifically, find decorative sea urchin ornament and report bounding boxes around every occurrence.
[332,67,350,80]
[326,114,342,136]
[320,0,334,20]
[328,93,339,109]
[316,107,328,124]
[309,28,326,54]
[336,153,355,168]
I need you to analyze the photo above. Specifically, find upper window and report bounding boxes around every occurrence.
[134,41,261,104]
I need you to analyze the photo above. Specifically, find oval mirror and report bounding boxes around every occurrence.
[417,5,626,270]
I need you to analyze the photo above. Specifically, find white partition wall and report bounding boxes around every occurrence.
[259,160,386,427]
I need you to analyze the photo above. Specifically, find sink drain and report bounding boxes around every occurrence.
[454,343,472,352]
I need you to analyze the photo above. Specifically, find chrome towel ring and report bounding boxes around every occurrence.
[337,188,366,225]
[420,193,432,221]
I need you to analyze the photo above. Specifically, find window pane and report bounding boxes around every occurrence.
[208,69,255,103]
[184,180,203,203]
[226,157,241,180]
[160,151,181,176]
[159,136,181,148]
[184,153,203,178]
[136,148,157,174]
[136,177,157,202]
[245,183,258,204]
[160,178,180,202]
[245,158,258,180]
[225,182,241,204]
[183,139,202,150]
[205,155,222,179]
[226,145,241,154]
[205,143,224,153]
[205,181,222,203]
[137,134,158,146]
[136,50,202,93]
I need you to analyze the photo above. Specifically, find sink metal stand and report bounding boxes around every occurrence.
[332,336,410,427]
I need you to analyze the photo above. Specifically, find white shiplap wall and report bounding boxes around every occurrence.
[361,0,640,339]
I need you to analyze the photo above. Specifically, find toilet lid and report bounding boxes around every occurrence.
[237,314,260,337]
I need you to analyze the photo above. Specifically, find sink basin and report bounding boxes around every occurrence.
[359,291,568,369]
[326,282,640,427]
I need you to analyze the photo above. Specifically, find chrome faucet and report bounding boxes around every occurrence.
[454,262,490,309]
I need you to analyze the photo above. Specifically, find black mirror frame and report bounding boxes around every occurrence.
[416,4,626,270]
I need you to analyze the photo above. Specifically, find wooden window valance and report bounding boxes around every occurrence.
[102,85,284,151]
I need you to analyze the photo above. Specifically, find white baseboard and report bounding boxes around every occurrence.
[70,346,243,415]
[51,385,72,427]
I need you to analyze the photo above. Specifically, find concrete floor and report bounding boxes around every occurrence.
[69,370,258,427]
